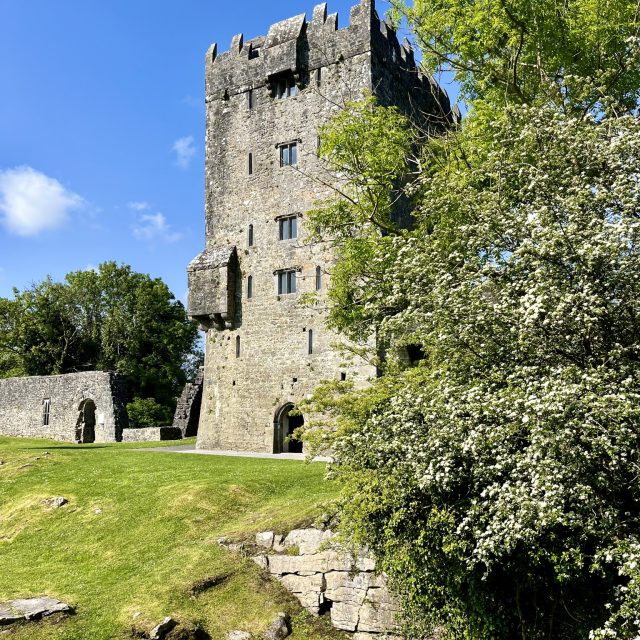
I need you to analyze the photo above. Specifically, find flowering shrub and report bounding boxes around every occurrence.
[307,105,640,638]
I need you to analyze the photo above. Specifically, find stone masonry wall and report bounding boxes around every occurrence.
[172,368,203,437]
[0,371,128,443]
[121,426,182,442]
[190,0,453,454]
[246,528,401,639]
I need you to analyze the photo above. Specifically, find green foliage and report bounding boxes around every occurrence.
[390,0,640,114]
[306,4,640,637]
[126,397,173,428]
[0,262,199,410]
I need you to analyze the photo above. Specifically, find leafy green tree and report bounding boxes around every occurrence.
[304,4,640,639]
[0,262,198,412]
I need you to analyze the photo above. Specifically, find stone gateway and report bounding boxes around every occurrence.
[188,0,453,453]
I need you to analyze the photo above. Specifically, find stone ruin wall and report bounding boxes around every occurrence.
[191,0,453,454]
[172,368,204,437]
[225,527,401,639]
[0,371,128,443]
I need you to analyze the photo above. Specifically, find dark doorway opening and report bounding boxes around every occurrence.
[274,403,304,454]
[76,399,96,444]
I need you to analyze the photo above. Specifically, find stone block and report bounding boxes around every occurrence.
[324,571,371,606]
[283,528,332,555]
[256,531,275,549]
[278,574,325,613]
[268,550,352,576]
[358,602,401,633]
[330,602,360,632]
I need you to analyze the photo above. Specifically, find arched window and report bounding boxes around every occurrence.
[247,275,253,299]
[236,335,241,358]
[308,329,313,355]
[315,266,322,290]
[248,224,254,247]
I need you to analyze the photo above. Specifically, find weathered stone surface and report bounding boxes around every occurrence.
[251,555,269,570]
[0,597,73,625]
[283,528,332,555]
[256,527,402,637]
[43,497,68,509]
[358,602,401,633]
[0,371,128,443]
[264,612,290,640]
[150,616,178,640]
[228,631,252,640]
[121,426,182,442]
[256,531,275,549]
[330,602,361,632]
[268,550,352,576]
[192,0,453,455]
[172,368,204,437]
[278,574,325,613]
[324,571,371,606]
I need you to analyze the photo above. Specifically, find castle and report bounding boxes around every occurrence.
[187,0,453,453]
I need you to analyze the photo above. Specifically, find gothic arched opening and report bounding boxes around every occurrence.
[76,399,96,444]
[274,403,304,454]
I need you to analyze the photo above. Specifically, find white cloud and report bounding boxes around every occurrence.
[127,201,150,211]
[0,166,84,236]
[132,212,182,244]
[172,136,196,169]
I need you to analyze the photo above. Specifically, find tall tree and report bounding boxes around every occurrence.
[0,262,198,410]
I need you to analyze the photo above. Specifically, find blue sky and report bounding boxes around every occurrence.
[0,0,453,303]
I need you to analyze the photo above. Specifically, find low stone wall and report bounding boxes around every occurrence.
[246,529,401,639]
[0,371,128,443]
[121,427,183,443]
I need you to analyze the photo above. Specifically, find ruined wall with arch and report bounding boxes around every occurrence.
[0,371,129,443]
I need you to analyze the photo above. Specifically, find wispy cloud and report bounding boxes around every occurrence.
[132,212,182,244]
[172,136,196,170]
[127,201,150,211]
[0,166,84,236]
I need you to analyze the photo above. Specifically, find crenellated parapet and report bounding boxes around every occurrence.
[204,0,451,117]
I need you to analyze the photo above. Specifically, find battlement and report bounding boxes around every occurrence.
[204,0,448,108]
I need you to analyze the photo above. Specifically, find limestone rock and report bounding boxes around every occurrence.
[150,616,178,640]
[228,631,252,640]
[44,496,68,509]
[283,528,332,555]
[272,534,285,552]
[330,601,360,632]
[324,571,371,606]
[358,602,401,633]
[264,612,290,640]
[268,550,351,576]
[0,597,73,625]
[251,555,269,570]
[255,531,275,549]
[278,574,325,614]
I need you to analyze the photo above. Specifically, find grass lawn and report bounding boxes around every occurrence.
[0,436,341,639]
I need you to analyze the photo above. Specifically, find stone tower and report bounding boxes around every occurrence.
[188,0,452,453]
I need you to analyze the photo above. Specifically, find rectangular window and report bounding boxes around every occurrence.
[316,68,322,87]
[315,266,322,290]
[276,76,298,99]
[42,398,51,426]
[278,215,298,240]
[248,224,254,247]
[247,89,256,109]
[308,329,314,355]
[278,270,297,295]
[248,153,253,175]
[279,142,298,167]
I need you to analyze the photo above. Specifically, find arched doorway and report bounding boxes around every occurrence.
[76,399,96,444]
[274,403,304,454]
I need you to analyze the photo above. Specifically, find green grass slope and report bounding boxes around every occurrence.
[0,437,340,640]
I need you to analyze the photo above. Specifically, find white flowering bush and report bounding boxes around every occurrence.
[306,104,640,638]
